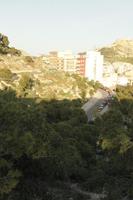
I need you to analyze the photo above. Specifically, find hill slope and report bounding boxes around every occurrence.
[99,39,133,64]
[0,54,98,100]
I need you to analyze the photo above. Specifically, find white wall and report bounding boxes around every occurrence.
[85,51,103,83]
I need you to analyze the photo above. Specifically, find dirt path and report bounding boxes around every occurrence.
[70,184,106,200]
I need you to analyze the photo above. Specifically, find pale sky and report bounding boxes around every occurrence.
[0,0,133,55]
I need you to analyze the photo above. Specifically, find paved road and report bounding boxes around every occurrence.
[82,89,110,121]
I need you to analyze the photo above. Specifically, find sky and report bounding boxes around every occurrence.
[0,0,133,55]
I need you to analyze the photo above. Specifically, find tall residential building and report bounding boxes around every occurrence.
[85,51,104,83]
[48,51,64,70]
[76,52,86,76]
[59,50,77,73]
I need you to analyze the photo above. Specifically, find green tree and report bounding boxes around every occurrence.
[0,33,21,56]
[0,68,13,81]
[0,34,9,47]
[18,74,34,96]
[1,35,9,47]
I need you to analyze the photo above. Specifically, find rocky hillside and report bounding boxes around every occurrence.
[0,33,101,100]
[0,54,98,101]
[99,39,133,64]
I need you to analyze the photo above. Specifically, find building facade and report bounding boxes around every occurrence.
[48,51,64,70]
[85,51,104,83]
[76,52,86,76]
[59,51,77,73]
[45,50,105,84]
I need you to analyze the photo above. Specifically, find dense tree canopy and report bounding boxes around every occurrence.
[0,85,133,200]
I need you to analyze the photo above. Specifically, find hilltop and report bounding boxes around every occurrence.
[99,39,133,64]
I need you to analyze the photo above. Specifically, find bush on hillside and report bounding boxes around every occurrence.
[0,68,13,81]
[0,33,21,56]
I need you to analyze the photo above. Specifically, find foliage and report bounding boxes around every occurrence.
[0,68,13,81]
[0,89,95,199]
[0,33,9,47]
[71,74,98,100]
[18,74,34,96]
[8,47,21,56]
[93,85,133,199]
[0,84,133,199]
[24,56,34,64]
[0,33,21,56]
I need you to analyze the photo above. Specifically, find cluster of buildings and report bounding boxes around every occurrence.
[41,50,133,88]
[42,50,104,82]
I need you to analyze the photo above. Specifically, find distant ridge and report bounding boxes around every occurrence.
[99,39,133,64]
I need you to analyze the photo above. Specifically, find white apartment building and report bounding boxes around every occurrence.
[85,51,104,83]
[58,51,77,73]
